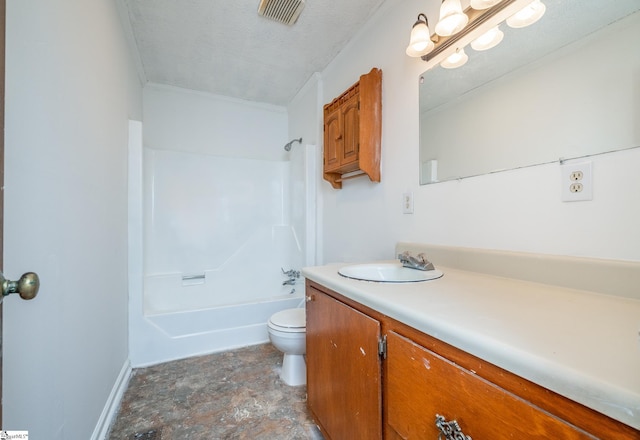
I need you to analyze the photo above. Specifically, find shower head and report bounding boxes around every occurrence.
[284,138,303,151]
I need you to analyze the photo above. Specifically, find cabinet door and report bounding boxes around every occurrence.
[323,106,341,172]
[340,94,359,168]
[385,331,594,440]
[306,287,382,440]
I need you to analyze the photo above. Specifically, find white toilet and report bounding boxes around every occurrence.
[267,308,306,386]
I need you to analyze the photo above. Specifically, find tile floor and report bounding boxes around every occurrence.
[107,343,324,439]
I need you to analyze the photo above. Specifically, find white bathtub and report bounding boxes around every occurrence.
[130,295,304,367]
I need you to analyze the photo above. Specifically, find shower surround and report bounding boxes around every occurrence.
[128,119,316,367]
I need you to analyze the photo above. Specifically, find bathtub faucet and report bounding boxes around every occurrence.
[398,251,435,271]
[281,268,300,278]
[281,268,300,286]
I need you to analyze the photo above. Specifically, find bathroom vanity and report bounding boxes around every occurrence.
[303,244,640,440]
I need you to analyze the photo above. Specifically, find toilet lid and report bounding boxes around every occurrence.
[269,308,305,329]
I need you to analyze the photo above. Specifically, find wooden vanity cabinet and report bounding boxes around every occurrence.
[305,280,640,440]
[305,282,383,439]
[385,331,593,439]
[323,68,381,189]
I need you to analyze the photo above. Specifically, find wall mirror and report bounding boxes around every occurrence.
[419,1,640,184]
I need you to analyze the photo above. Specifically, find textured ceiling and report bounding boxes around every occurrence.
[122,0,388,106]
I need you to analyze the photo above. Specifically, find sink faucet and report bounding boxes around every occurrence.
[398,251,435,271]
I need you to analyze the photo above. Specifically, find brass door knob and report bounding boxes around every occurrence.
[1,271,40,300]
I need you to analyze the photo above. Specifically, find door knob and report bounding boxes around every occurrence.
[1,271,40,301]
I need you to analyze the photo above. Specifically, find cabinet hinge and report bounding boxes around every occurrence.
[378,335,387,359]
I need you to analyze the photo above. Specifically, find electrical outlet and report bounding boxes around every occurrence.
[570,170,583,181]
[561,161,592,202]
[569,183,583,193]
[403,191,414,214]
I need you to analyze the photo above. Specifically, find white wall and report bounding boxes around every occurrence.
[143,84,288,160]
[290,0,640,264]
[4,0,142,438]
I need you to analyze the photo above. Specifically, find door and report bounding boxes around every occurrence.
[323,105,341,172]
[306,284,382,439]
[339,94,359,168]
[1,0,6,425]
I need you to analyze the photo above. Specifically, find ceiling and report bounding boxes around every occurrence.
[120,0,388,106]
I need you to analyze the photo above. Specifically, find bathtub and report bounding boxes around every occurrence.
[130,295,304,367]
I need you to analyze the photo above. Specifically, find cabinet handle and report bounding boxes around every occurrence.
[435,414,471,440]
[306,295,314,302]
[335,134,342,140]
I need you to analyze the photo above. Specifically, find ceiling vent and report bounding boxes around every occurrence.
[258,0,305,26]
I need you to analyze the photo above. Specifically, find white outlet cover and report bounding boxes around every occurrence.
[403,191,414,214]
[561,161,592,202]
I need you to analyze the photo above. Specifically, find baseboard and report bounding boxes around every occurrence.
[90,359,133,440]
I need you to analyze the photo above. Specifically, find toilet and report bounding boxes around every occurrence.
[267,308,306,386]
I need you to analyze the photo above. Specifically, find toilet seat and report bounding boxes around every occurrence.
[268,308,305,333]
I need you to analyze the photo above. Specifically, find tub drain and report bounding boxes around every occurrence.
[131,427,162,439]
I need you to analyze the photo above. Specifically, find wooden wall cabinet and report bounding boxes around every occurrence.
[323,68,382,189]
[306,280,640,440]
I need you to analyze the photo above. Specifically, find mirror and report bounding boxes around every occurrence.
[419,1,640,184]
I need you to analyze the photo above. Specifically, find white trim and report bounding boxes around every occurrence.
[90,359,133,440]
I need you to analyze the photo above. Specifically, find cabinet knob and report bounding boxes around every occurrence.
[335,134,342,141]
[435,414,471,440]
[306,295,314,302]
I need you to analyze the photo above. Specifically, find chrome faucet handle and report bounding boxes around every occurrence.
[281,268,300,278]
[398,251,435,271]
[398,251,411,261]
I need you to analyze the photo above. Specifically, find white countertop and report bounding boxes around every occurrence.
[302,261,640,430]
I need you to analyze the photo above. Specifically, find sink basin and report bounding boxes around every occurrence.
[338,263,443,283]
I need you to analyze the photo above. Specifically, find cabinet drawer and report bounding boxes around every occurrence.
[385,331,594,439]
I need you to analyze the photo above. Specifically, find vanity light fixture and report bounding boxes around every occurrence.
[406,13,435,57]
[507,0,546,28]
[440,48,468,69]
[435,0,469,37]
[470,25,504,51]
[406,0,546,70]
[470,0,504,10]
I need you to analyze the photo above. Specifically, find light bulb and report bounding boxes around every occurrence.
[435,0,469,37]
[470,0,503,10]
[406,15,434,57]
[507,0,546,28]
[441,48,468,69]
[470,26,504,51]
